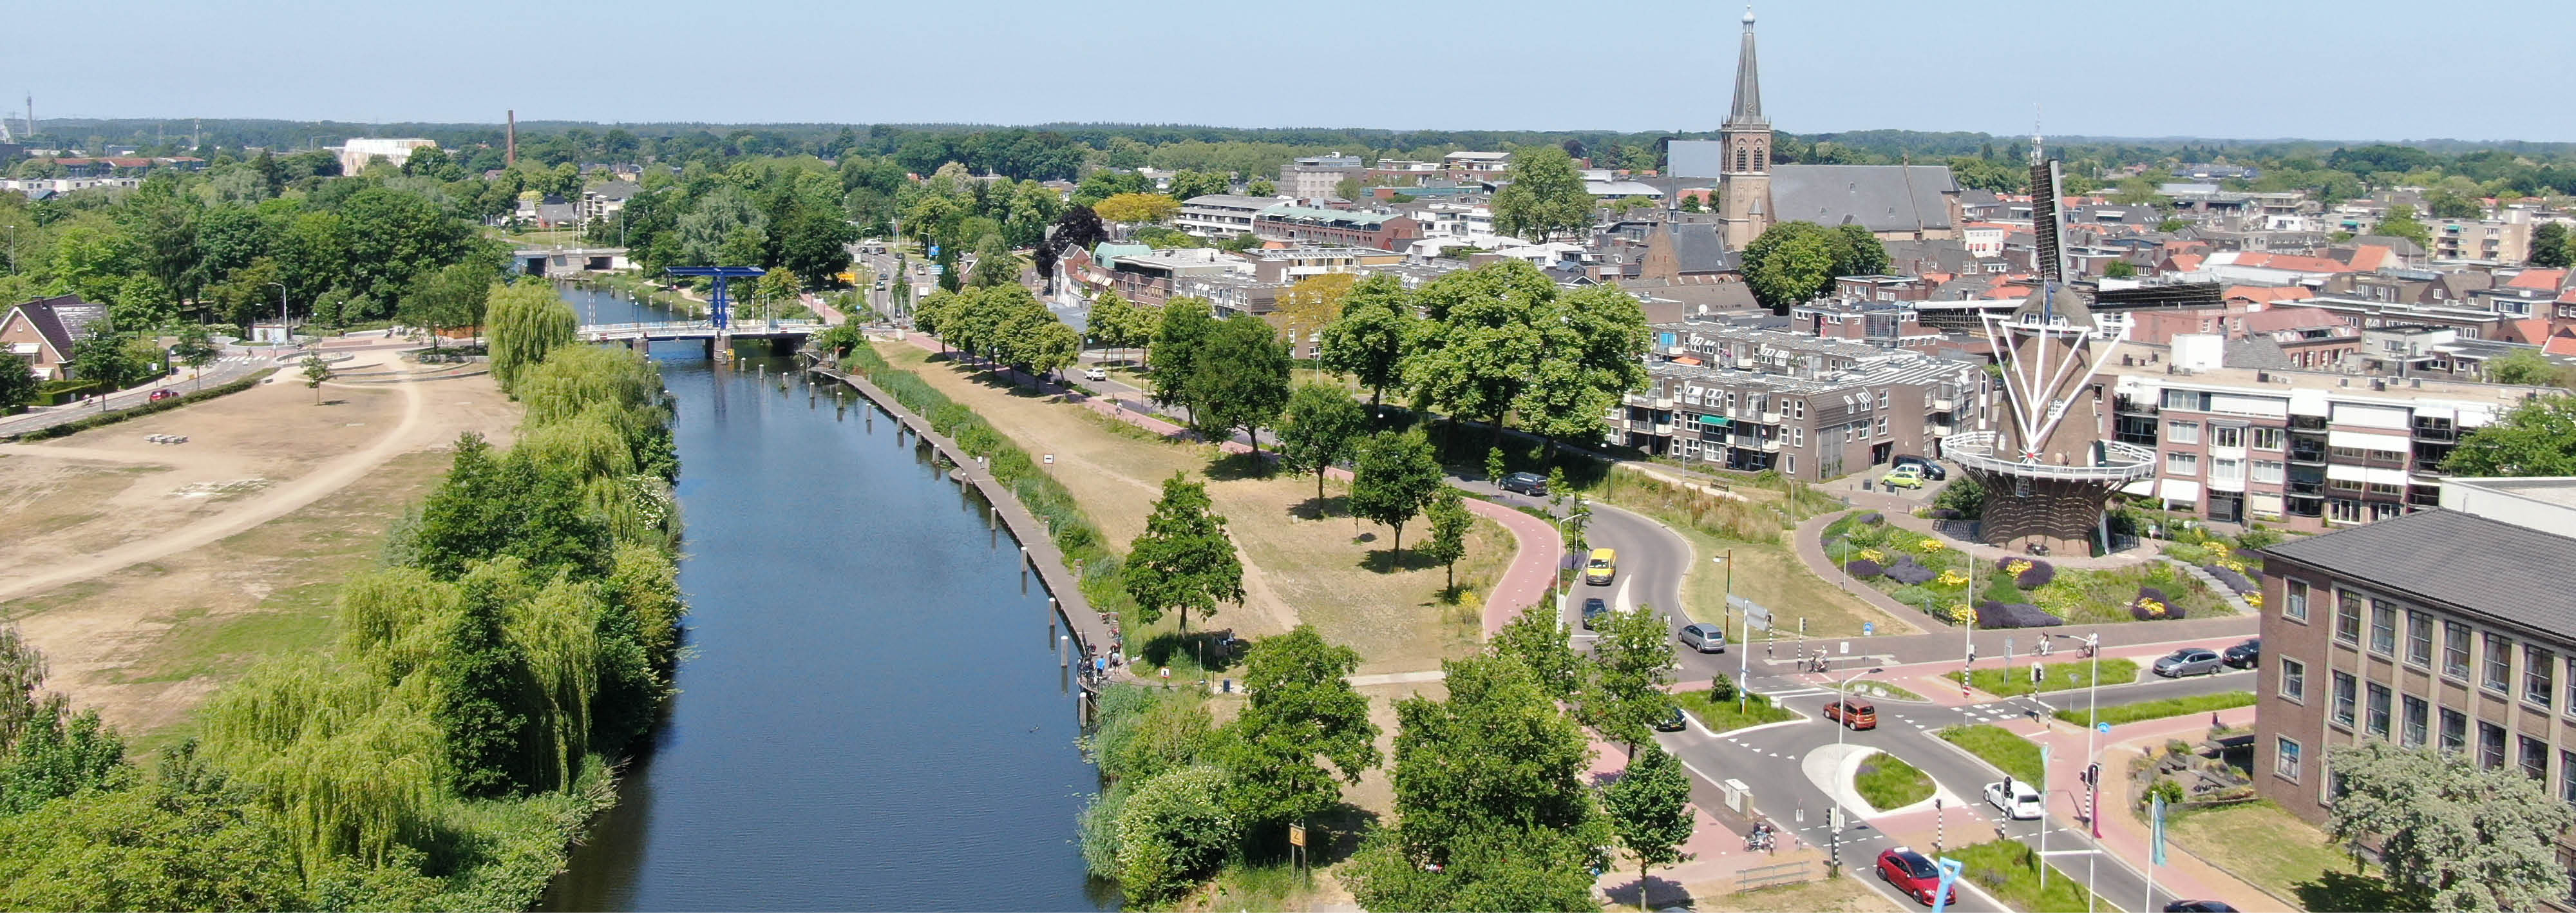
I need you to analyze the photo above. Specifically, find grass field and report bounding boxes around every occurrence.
[1854,751,1935,812]
[1946,658,2139,697]
[1680,687,1799,733]
[2165,800,2381,912]
[1949,840,2100,912]
[2054,691,2255,727]
[1701,875,1902,912]
[1939,724,2045,783]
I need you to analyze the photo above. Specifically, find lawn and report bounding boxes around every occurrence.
[1939,724,2045,784]
[1854,751,1934,812]
[1680,687,1799,733]
[1945,658,2139,698]
[1821,512,2232,626]
[1703,876,1904,912]
[2166,800,2383,912]
[1850,679,1924,702]
[1592,472,1910,639]
[2053,691,2255,727]
[1949,840,2101,913]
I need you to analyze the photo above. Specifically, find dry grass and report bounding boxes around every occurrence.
[2166,800,2352,910]
[882,344,1508,674]
[1673,521,1917,640]
[1696,874,1904,912]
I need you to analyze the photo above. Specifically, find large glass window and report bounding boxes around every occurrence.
[2253,460,2286,483]
[2407,612,2434,667]
[2445,622,2473,680]
[2441,708,2468,753]
[2371,602,2398,655]
[2562,751,2576,803]
[2253,427,2286,450]
[2487,633,2515,693]
[2402,695,2429,747]
[2333,671,2357,727]
[2481,722,2508,769]
[2366,683,2392,736]
[2167,452,2199,476]
[2167,421,2202,444]
[2525,736,2550,781]
[2212,425,2245,448]
[2277,737,2302,782]
[2334,591,2363,644]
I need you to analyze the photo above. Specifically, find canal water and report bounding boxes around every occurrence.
[540,285,1110,911]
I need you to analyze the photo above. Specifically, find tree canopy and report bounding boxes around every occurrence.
[2443,394,2576,476]
[2329,739,2575,912]
[1349,428,1446,556]
[1275,381,1370,507]
[1490,146,1592,242]
[1122,473,1245,633]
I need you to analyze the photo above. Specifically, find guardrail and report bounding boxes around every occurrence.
[1943,431,2155,482]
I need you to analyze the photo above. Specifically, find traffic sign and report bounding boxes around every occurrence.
[2098,721,2112,733]
[1862,622,1874,636]
[929,245,941,256]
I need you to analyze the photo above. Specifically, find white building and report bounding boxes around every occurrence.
[1175,195,1280,238]
[335,138,438,175]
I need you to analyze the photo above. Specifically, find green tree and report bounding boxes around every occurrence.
[299,354,333,404]
[1490,607,1584,702]
[1149,297,1216,423]
[1316,274,1416,416]
[1406,260,1555,447]
[1582,602,1675,751]
[967,233,1022,288]
[1519,284,1652,455]
[1188,314,1292,459]
[1122,472,1244,633]
[1217,625,1379,832]
[1832,223,1891,276]
[1276,381,1370,507]
[1385,653,1604,863]
[1490,146,1592,242]
[1742,221,1839,312]
[169,323,218,389]
[2483,349,2560,387]
[755,266,803,314]
[2425,190,2483,220]
[1167,170,1229,201]
[2374,204,2433,254]
[1421,487,1473,591]
[2104,260,2139,278]
[775,206,857,287]
[2530,222,2571,269]
[1247,178,1277,197]
[1113,765,1240,903]
[1603,744,1696,901]
[2445,394,2576,475]
[1484,447,1509,486]
[434,564,539,799]
[0,353,35,414]
[1349,428,1444,556]
[1084,289,1146,365]
[484,281,577,394]
[69,321,153,392]
[2328,739,2574,912]
[1094,193,1181,224]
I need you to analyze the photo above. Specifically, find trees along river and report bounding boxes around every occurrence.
[542,284,1106,910]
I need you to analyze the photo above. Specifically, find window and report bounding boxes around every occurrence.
[2253,460,2286,484]
[2280,658,2306,701]
[2481,722,2508,769]
[1792,400,1805,419]
[2253,427,2286,450]
[2334,591,2363,645]
[2403,695,2429,747]
[2277,737,2302,782]
[2530,646,2557,709]
[2163,389,2204,410]
[1877,389,1889,410]
[2330,499,2363,523]
[2366,683,2392,736]
[2564,751,2576,804]
[2442,708,2468,753]
[2212,425,2245,448]
[1875,416,1888,437]
[2168,452,2201,476]
[2211,457,2246,484]
[2487,633,2515,693]
[2444,621,2472,679]
[2286,580,2310,621]
[2407,612,2434,667]
[1792,427,1804,447]
[2526,736,2550,781]
[2332,671,2357,727]
[2369,602,2396,655]
[2167,421,2202,444]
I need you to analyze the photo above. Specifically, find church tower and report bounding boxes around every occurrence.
[1716,8,1774,249]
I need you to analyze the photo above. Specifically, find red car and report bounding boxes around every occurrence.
[1877,847,1953,906]
[147,389,177,403]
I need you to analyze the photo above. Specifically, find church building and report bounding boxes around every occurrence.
[1670,10,1965,250]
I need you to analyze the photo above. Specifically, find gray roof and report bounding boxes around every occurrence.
[9,294,105,354]
[1182,194,1278,210]
[2260,509,2576,633]
[1658,222,1736,274]
[586,180,640,200]
[2221,337,2296,370]
[1769,165,1958,233]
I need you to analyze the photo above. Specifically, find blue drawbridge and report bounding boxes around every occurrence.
[665,266,766,330]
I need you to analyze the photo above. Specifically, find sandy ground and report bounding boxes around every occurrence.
[0,344,518,735]
[882,345,1508,675]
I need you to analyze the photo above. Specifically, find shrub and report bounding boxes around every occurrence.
[1925,507,1962,519]
[1115,766,1242,902]
[1845,559,1884,579]
[2012,559,2055,588]
[1710,673,1736,704]
[1856,512,1884,525]
[2202,564,2255,594]
[2234,527,2285,552]
[1889,584,1941,608]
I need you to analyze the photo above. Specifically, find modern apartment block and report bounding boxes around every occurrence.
[2253,480,2576,902]
[2104,358,2550,531]
[1251,206,1422,250]
[1612,322,1987,480]
[1174,195,1278,238]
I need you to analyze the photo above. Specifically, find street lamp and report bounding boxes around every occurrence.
[2041,630,2107,839]
[265,282,288,344]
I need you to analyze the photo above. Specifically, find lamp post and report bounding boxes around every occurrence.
[265,282,288,344]
[1834,666,1887,753]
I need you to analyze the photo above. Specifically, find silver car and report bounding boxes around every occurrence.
[2153,648,2223,678]
[1678,623,1727,654]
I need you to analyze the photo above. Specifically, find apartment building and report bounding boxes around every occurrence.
[1174,195,1278,238]
[1252,206,1422,250]
[2104,359,2549,531]
[1786,300,1944,348]
[1443,150,1510,178]
[1279,153,1365,200]
[2253,480,2576,905]
[2425,210,2533,264]
[1613,323,1986,480]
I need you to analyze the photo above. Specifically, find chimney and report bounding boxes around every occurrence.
[506,110,516,167]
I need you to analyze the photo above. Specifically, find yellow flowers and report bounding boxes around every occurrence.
[1860,548,1888,563]
[2208,541,2233,557]
[2244,592,2264,609]
[2217,558,2249,574]
[1920,539,1946,552]
[1938,570,1971,587]
[2137,598,2170,618]
[2005,559,2033,576]
[1942,604,1975,624]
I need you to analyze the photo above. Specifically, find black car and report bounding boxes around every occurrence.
[2163,902,2239,912]
[2222,637,2260,669]
[1654,704,1688,731]
[1580,597,1609,629]
[1497,472,1549,496]
[1891,455,1947,481]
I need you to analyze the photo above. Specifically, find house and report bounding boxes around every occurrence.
[1,294,108,381]
[1253,206,1422,250]
[1279,153,1365,201]
[582,181,640,223]
[1175,195,1279,238]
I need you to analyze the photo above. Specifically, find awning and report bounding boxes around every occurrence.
[2121,479,2156,496]
[2327,464,2368,482]
[2366,467,2413,486]
[2160,479,2202,503]
[2327,429,2410,452]
[1697,414,1730,427]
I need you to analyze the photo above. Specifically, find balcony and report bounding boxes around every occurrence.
[2288,479,2325,495]
[2289,447,2328,465]
[1651,422,1676,437]
[1760,409,1783,425]
[1651,396,1677,410]
[2413,425,2458,442]
[1931,396,1958,412]
[1760,438,1782,452]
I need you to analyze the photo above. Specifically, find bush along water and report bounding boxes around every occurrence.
[0,307,689,909]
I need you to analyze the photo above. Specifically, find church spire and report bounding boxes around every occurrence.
[1727,7,1764,126]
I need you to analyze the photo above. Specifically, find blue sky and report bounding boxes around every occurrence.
[10,0,2571,142]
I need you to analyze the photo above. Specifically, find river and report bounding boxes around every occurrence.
[540,284,1112,911]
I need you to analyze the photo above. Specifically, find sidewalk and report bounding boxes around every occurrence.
[2002,706,2271,911]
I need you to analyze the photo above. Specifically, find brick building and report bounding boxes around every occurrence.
[1252,206,1422,250]
[1614,322,1986,479]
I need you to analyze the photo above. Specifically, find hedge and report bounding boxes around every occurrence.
[8,369,278,441]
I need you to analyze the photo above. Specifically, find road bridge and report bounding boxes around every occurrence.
[580,320,824,357]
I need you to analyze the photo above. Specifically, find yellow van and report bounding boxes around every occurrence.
[1584,548,1618,586]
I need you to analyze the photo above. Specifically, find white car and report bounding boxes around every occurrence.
[1083,367,1108,382]
[1984,778,2045,820]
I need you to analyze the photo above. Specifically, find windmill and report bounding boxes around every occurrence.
[1938,143,2155,555]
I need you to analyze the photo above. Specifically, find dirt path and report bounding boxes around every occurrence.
[0,375,426,604]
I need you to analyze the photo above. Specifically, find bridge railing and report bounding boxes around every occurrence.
[580,320,826,337]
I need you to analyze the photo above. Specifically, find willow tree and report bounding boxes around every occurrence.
[485,280,578,394]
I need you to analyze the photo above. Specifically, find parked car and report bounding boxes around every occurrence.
[1678,623,1727,653]
[1875,848,1954,907]
[2154,647,2224,678]
[1496,472,1549,496]
[1580,597,1609,630]
[147,389,177,402]
[2221,638,2260,669]
[2163,902,2239,912]
[1082,367,1108,381]
[1891,454,1947,481]
[1824,697,1877,730]
[1654,704,1688,732]
[1880,467,1926,490]
[1984,778,2045,820]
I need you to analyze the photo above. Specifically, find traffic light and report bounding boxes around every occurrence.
[2084,762,2101,786]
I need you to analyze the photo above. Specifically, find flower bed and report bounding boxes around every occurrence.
[1821,512,2231,626]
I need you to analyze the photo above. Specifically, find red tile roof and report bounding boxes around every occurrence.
[2507,269,2568,291]
[2545,331,2576,358]
[2239,307,2340,334]
[2503,318,2553,345]
[2165,254,2204,272]
[2342,245,2394,271]
[2222,285,2316,305]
